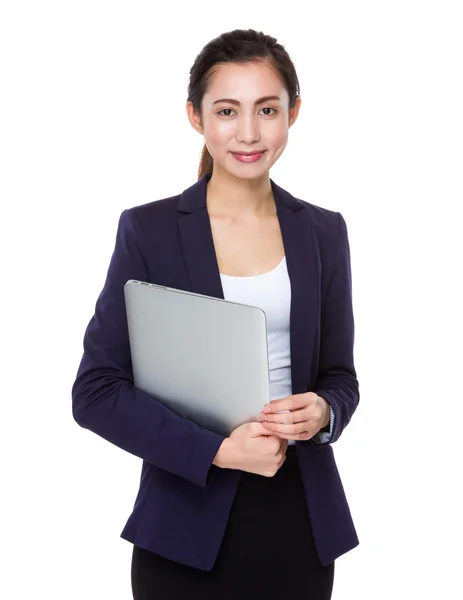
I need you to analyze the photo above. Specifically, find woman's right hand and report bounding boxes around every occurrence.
[215,422,288,477]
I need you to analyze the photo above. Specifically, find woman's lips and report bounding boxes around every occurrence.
[231,151,266,163]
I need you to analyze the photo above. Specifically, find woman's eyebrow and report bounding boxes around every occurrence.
[212,95,281,106]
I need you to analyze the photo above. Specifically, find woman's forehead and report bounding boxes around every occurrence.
[204,62,287,105]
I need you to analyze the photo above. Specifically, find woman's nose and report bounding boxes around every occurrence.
[235,116,261,144]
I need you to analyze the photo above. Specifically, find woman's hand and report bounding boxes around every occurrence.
[258,392,330,441]
[213,422,288,477]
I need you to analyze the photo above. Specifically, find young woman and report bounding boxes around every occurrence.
[72,28,360,599]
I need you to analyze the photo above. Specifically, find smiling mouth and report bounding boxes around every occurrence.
[231,150,266,156]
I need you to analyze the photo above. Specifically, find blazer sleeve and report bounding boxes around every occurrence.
[311,403,335,444]
[71,208,226,488]
[313,212,360,445]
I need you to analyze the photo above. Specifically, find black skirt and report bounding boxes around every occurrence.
[131,445,335,599]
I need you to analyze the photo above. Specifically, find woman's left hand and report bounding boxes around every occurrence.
[258,392,330,441]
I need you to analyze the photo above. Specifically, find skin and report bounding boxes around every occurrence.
[185,61,329,460]
[186,60,298,216]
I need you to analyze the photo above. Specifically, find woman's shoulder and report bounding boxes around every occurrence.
[274,179,341,232]
[114,194,181,245]
[128,193,181,222]
[292,191,344,245]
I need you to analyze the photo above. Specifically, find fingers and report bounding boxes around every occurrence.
[271,430,314,441]
[248,421,282,438]
[263,419,313,436]
[257,419,319,441]
[247,422,290,452]
[260,407,309,425]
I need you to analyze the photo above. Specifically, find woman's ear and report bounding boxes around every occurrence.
[186,101,204,134]
[288,96,302,128]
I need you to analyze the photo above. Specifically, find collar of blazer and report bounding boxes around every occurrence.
[177,171,305,214]
[176,172,320,397]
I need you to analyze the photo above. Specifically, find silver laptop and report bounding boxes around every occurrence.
[123,279,270,437]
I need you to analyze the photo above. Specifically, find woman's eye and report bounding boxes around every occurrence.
[218,108,235,116]
[217,107,278,117]
[260,107,277,116]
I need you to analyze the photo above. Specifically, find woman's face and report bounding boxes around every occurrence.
[187,60,301,180]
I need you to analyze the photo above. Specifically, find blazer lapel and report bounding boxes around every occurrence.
[177,172,320,396]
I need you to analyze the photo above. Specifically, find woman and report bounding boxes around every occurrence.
[72,28,360,599]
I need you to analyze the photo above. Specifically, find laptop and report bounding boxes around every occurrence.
[123,279,270,437]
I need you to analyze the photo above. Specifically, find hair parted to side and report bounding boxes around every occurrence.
[186,29,301,181]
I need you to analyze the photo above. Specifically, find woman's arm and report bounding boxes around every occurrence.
[313,212,360,445]
[72,208,226,487]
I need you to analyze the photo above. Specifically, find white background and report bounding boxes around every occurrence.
[2,1,462,598]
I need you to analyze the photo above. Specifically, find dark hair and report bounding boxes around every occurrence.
[186,29,301,181]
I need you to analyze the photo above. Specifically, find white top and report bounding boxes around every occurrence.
[220,256,296,445]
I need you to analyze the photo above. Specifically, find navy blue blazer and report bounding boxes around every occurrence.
[72,171,360,571]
